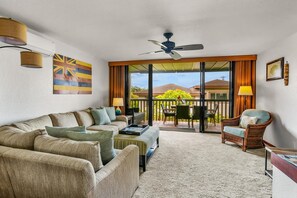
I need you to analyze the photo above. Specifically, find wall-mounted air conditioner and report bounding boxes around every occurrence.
[0,29,56,56]
[26,29,56,56]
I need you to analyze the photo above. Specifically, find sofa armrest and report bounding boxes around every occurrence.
[89,145,139,198]
[2,148,96,198]
[115,115,128,125]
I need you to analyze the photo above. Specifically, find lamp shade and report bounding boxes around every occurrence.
[238,86,253,96]
[113,98,124,106]
[0,18,27,45]
[20,51,42,68]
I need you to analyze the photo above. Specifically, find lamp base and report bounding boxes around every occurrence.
[115,106,122,115]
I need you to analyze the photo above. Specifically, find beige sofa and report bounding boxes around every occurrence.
[0,109,139,198]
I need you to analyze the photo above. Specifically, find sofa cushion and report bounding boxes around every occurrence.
[242,109,270,124]
[110,121,127,130]
[105,107,116,121]
[45,126,86,138]
[13,115,53,132]
[91,109,111,125]
[66,130,116,164]
[34,135,103,171]
[87,125,119,135]
[0,126,44,150]
[223,126,246,138]
[239,115,258,128]
[49,112,79,127]
[74,110,94,127]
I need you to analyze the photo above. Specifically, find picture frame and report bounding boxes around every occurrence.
[266,57,284,81]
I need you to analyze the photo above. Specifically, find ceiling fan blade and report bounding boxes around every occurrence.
[174,44,204,51]
[148,40,167,49]
[169,50,182,60]
[139,50,163,55]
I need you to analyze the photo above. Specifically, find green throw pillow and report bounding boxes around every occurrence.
[66,130,116,164]
[45,126,86,138]
[105,107,116,121]
[91,108,111,125]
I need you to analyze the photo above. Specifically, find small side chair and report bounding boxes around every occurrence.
[206,103,219,126]
[221,109,273,152]
[175,105,191,127]
[160,104,175,124]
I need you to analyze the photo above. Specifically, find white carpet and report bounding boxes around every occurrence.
[133,131,271,198]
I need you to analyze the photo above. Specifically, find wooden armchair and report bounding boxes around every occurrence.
[221,109,273,152]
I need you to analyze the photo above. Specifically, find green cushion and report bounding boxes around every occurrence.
[105,107,116,121]
[223,126,246,138]
[242,109,270,124]
[45,126,86,138]
[91,108,111,125]
[66,130,116,164]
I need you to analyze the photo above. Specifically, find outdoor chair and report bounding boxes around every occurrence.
[160,104,176,124]
[191,106,208,128]
[206,103,219,126]
[221,109,273,152]
[175,105,191,128]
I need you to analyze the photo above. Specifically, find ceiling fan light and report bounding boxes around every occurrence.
[20,51,42,68]
[0,17,27,45]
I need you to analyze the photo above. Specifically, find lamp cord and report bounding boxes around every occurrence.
[0,45,32,51]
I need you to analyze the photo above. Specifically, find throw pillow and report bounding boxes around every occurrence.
[0,126,45,150]
[45,126,86,138]
[66,130,116,164]
[240,116,258,129]
[91,108,111,125]
[34,135,103,171]
[105,107,116,121]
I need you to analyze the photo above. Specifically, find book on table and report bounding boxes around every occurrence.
[119,124,149,136]
[278,154,297,167]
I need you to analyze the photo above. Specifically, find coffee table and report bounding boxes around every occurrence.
[114,126,159,172]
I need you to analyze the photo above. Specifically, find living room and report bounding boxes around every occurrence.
[0,0,297,198]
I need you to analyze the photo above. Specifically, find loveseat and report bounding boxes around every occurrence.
[0,109,139,198]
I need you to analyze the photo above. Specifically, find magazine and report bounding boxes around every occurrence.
[279,154,297,167]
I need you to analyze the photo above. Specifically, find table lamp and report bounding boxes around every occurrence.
[238,86,253,110]
[113,98,124,115]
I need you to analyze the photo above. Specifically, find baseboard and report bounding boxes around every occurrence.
[263,140,275,147]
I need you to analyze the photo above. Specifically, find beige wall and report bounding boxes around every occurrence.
[0,37,109,125]
[256,31,297,148]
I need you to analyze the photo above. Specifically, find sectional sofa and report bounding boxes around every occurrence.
[0,109,139,198]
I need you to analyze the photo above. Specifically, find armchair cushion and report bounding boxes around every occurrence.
[241,109,270,124]
[223,126,245,138]
[239,116,258,129]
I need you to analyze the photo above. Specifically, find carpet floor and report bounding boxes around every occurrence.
[133,131,272,198]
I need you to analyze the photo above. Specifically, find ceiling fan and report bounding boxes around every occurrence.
[140,32,204,60]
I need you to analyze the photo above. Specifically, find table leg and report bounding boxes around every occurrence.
[141,155,146,172]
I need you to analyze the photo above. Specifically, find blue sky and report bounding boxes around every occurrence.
[131,72,229,89]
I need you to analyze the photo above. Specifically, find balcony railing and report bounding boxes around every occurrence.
[130,98,230,123]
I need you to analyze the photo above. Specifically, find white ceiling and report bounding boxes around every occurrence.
[1,0,297,62]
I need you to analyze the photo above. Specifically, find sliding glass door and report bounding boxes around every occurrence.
[126,61,232,133]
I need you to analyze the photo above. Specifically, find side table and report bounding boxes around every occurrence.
[126,115,133,125]
[265,146,297,179]
[265,146,273,178]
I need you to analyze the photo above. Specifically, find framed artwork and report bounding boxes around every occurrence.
[266,57,284,81]
[53,54,92,94]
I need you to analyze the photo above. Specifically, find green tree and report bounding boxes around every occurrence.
[156,89,192,99]
[130,86,144,93]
